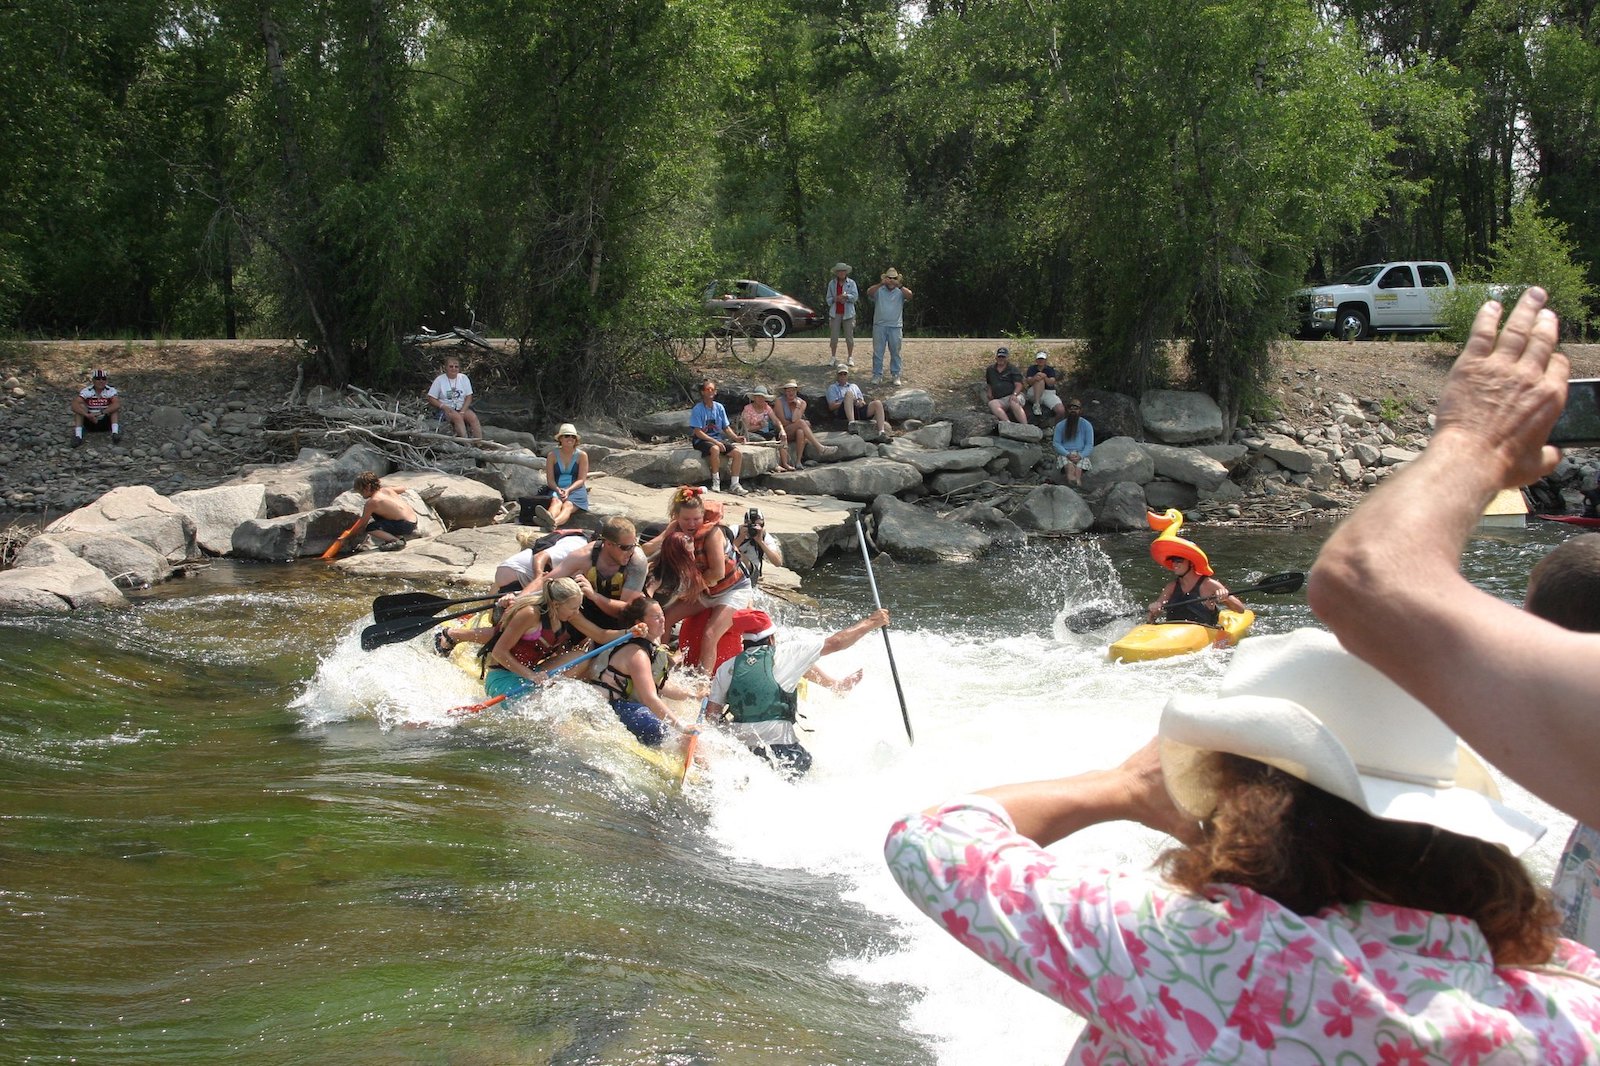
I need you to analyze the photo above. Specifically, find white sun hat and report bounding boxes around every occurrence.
[1159,628,1544,855]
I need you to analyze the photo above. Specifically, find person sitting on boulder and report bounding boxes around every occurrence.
[425,356,483,439]
[825,368,889,436]
[776,380,835,468]
[985,347,1028,425]
[740,387,796,472]
[529,423,589,529]
[1051,398,1094,487]
[71,368,122,447]
[353,471,418,552]
[689,378,747,495]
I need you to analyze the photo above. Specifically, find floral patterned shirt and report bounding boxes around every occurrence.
[885,796,1600,1064]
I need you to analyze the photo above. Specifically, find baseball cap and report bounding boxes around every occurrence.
[1034,351,1048,360]
[995,347,1009,358]
[92,369,109,380]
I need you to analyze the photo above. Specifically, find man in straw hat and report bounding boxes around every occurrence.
[824,262,858,370]
[865,267,912,386]
[1309,286,1600,829]
[887,627,1600,1062]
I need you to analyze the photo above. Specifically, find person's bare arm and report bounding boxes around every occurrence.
[621,651,692,731]
[701,528,727,586]
[820,609,889,655]
[1308,287,1600,825]
[1201,578,1245,614]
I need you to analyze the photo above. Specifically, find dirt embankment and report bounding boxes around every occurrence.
[3,333,1596,523]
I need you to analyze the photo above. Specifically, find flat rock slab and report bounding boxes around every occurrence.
[763,458,922,503]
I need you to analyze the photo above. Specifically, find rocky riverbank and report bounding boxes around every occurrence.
[3,334,1598,613]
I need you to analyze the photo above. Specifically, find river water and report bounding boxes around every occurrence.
[0,522,1580,1064]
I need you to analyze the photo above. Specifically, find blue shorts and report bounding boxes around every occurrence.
[367,516,417,537]
[485,668,533,699]
[612,700,666,746]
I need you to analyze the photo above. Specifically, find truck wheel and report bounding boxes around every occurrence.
[1334,307,1369,341]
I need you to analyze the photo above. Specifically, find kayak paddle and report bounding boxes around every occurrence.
[360,602,490,651]
[1063,571,1306,633]
[855,515,913,745]
[321,518,365,561]
[372,590,497,623]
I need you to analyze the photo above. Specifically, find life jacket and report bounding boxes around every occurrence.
[685,512,750,597]
[722,645,798,724]
[1165,577,1220,626]
[584,541,632,600]
[591,636,672,703]
[477,607,576,676]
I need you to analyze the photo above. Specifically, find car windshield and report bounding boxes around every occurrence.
[1329,265,1384,286]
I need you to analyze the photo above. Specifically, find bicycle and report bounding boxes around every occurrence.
[694,314,775,366]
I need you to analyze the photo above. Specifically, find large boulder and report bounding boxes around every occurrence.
[1080,390,1140,441]
[1139,442,1231,491]
[1250,433,1318,474]
[46,485,197,564]
[1140,390,1225,444]
[15,530,174,588]
[0,552,126,614]
[965,436,1042,477]
[231,513,312,563]
[880,440,1000,476]
[1080,436,1155,493]
[870,495,991,562]
[1144,479,1200,510]
[899,422,953,449]
[995,420,1044,443]
[171,483,269,555]
[812,432,875,461]
[938,408,999,442]
[1093,482,1151,531]
[764,458,923,502]
[630,408,694,439]
[476,447,546,501]
[882,388,936,422]
[947,502,1026,548]
[229,444,393,516]
[929,468,992,494]
[1010,485,1094,533]
[384,471,504,528]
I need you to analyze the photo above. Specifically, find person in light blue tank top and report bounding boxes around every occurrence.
[535,422,590,529]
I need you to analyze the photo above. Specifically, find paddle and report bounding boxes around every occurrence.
[372,590,497,623]
[855,515,914,745]
[360,603,489,651]
[1063,571,1306,633]
[677,698,708,791]
[491,631,638,699]
[321,517,365,561]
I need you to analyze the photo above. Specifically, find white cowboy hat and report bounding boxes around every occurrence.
[832,262,851,273]
[1159,628,1544,855]
[881,267,902,280]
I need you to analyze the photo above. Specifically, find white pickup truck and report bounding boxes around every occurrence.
[1295,261,1456,340]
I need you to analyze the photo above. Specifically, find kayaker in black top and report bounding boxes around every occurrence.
[1147,556,1245,626]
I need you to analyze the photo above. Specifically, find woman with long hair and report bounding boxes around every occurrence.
[644,486,754,673]
[479,577,618,698]
[886,629,1600,1061]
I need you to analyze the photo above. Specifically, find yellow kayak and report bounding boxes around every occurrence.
[441,608,693,782]
[1108,609,1255,663]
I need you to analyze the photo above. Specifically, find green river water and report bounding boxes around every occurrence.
[0,522,1580,1065]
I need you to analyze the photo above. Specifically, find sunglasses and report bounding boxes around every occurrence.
[610,541,638,552]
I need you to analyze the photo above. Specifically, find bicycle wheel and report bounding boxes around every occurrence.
[730,321,775,365]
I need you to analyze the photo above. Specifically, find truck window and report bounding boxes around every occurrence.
[1378,266,1417,289]
[1417,265,1450,287]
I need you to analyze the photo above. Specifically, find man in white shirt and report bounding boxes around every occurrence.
[707,608,889,777]
[426,357,483,439]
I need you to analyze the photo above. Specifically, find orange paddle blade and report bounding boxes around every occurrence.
[676,733,698,790]
[320,519,365,561]
[446,694,506,718]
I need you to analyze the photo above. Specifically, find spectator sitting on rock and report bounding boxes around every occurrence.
[1025,350,1066,419]
[776,380,835,468]
[985,347,1028,424]
[353,471,417,552]
[530,423,589,529]
[71,368,122,448]
[740,387,796,472]
[425,356,483,440]
[1051,398,1094,487]
[689,378,747,495]
[825,367,889,436]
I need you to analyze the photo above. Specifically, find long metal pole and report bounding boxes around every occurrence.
[855,515,913,744]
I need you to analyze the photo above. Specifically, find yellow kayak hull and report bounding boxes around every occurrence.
[1108,609,1255,663]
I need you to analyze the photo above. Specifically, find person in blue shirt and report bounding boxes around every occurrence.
[1051,398,1094,487]
[689,378,747,495]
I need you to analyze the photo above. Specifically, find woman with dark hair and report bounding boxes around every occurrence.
[886,629,1600,1061]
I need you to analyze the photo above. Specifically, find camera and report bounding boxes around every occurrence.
[1549,379,1600,447]
[745,508,764,529]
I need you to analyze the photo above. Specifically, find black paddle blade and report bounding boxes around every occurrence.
[360,603,487,651]
[371,591,494,623]
[1240,571,1305,596]
[1063,605,1126,633]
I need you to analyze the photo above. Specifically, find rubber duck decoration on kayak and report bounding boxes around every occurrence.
[1147,508,1213,576]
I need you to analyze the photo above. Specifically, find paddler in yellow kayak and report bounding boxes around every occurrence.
[1144,511,1246,626]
